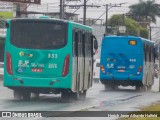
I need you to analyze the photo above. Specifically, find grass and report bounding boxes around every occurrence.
[118,102,160,120]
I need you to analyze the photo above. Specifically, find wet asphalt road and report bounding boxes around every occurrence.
[0,76,160,120]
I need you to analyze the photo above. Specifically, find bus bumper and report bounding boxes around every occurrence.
[4,74,72,89]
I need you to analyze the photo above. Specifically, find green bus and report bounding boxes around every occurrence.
[4,18,97,100]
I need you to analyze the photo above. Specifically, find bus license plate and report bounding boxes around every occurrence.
[118,69,125,72]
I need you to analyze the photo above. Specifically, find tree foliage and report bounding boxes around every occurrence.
[129,0,160,24]
[139,27,149,38]
[108,14,148,38]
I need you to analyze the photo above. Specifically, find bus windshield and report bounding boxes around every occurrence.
[10,20,67,49]
[101,37,142,54]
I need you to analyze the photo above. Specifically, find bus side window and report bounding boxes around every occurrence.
[144,45,147,64]
[72,29,75,57]
[88,33,93,57]
[75,30,78,57]
[151,46,155,62]
[86,32,89,57]
[85,32,88,57]
[146,45,150,63]
[82,31,85,57]
[80,31,83,57]
[149,46,151,62]
[153,47,156,63]
[78,30,82,57]
[149,46,154,63]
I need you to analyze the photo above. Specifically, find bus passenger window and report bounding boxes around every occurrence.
[75,31,78,56]
[72,29,76,57]
[82,32,85,57]
[146,46,150,62]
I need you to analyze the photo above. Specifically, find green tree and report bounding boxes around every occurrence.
[109,14,124,27]
[129,0,160,24]
[124,17,139,36]
[108,14,149,38]
[139,27,149,39]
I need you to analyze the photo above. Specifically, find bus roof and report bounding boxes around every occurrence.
[103,36,154,45]
[69,21,92,30]
[7,17,92,31]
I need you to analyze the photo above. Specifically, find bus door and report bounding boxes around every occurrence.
[72,28,78,92]
[77,30,84,91]
[82,31,86,90]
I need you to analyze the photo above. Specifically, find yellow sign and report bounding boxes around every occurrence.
[129,40,137,45]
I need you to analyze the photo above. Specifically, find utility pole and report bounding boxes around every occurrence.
[16,3,21,18]
[66,2,100,25]
[60,0,63,19]
[83,0,87,25]
[60,0,65,19]
[149,26,160,40]
[150,26,152,40]
[104,3,126,35]
[105,4,108,35]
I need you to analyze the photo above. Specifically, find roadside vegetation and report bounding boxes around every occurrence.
[107,0,160,39]
[118,102,160,120]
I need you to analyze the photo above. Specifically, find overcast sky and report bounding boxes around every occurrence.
[39,0,140,19]
[28,0,160,40]
[31,0,160,23]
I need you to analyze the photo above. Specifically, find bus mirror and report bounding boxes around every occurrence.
[92,35,98,50]
[6,23,9,28]
[94,39,98,50]
[92,35,98,56]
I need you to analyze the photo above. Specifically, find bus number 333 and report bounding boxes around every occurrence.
[48,54,58,59]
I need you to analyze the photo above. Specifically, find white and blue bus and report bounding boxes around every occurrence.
[100,36,155,91]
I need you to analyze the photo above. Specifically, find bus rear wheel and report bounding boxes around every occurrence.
[79,90,87,100]
[61,91,70,100]
[147,85,152,91]
[31,92,40,99]
[135,86,141,91]
[105,84,117,91]
[22,91,31,100]
[14,90,22,100]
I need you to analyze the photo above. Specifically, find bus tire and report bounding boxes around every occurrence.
[105,84,111,91]
[22,91,31,101]
[31,92,40,99]
[79,90,87,100]
[61,91,69,100]
[141,85,147,92]
[147,85,152,91]
[13,90,22,100]
[112,85,118,90]
[72,74,80,100]
[135,86,141,92]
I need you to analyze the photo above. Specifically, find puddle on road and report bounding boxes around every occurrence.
[99,94,142,108]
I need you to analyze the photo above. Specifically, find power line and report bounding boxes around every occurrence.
[103,3,126,34]
[151,30,160,37]
[65,0,100,25]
